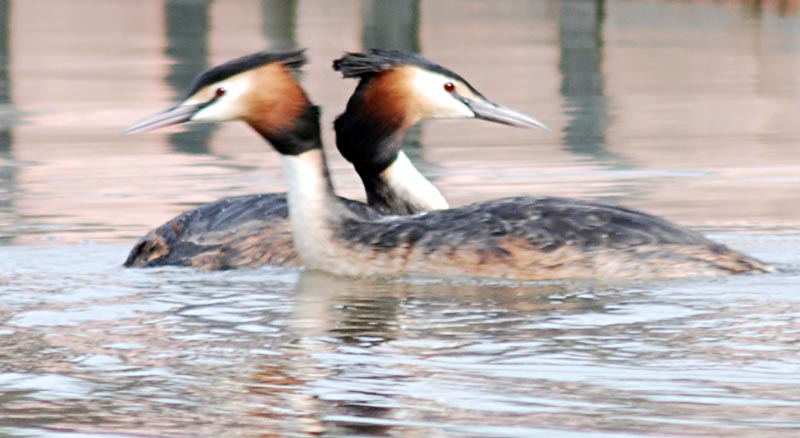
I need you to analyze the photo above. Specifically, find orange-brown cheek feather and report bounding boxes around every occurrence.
[243,64,310,135]
[362,68,418,129]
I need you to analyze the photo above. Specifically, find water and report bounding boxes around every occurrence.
[1,0,800,437]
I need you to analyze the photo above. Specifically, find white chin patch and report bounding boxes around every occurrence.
[409,69,473,119]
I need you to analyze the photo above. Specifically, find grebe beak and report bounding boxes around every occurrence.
[124,102,206,134]
[465,98,549,131]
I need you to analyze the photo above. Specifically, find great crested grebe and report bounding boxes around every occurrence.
[127,49,772,280]
[124,49,544,269]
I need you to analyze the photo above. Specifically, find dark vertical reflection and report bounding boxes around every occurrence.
[0,0,15,244]
[164,0,214,155]
[558,0,611,160]
[748,0,764,18]
[777,0,789,16]
[361,0,419,52]
[361,1,426,162]
[260,0,298,50]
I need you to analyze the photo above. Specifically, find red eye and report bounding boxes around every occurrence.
[443,82,455,93]
[215,87,226,98]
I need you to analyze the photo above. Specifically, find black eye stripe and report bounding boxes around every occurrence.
[197,86,227,110]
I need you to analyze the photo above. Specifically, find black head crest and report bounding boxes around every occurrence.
[183,49,307,98]
[333,49,464,81]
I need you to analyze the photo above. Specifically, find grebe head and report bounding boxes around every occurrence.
[125,49,313,152]
[331,50,546,214]
[333,49,547,130]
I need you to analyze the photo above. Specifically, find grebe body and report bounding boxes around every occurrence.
[279,145,770,280]
[126,49,771,280]
[327,194,769,279]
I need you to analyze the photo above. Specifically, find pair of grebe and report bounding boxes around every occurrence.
[125,49,771,280]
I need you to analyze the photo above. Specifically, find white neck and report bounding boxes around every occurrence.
[280,149,449,274]
[280,149,343,268]
[381,151,449,211]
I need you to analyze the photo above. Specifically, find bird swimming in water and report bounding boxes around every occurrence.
[124,49,545,270]
[126,49,772,280]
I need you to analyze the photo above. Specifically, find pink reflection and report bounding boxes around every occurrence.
[2,0,800,246]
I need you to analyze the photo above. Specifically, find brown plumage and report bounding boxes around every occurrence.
[124,193,379,270]
[243,63,311,138]
[357,67,417,129]
[124,194,298,269]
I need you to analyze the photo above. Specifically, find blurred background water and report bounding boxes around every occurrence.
[1,0,800,437]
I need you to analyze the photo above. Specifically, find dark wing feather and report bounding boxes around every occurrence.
[125,192,380,270]
[335,196,770,278]
[339,196,717,252]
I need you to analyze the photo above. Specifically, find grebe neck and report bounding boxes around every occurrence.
[274,104,347,267]
[363,151,448,215]
[335,92,447,214]
[253,105,327,159]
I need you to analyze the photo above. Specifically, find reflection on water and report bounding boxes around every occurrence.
[1,0,800,437]
[165,0,215,155]
[2,0,800,243]
[559,0,611,160]
[1,243,799,438]
[261,0,298,51]
[362,0,419,51]
[0,0,12,246]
